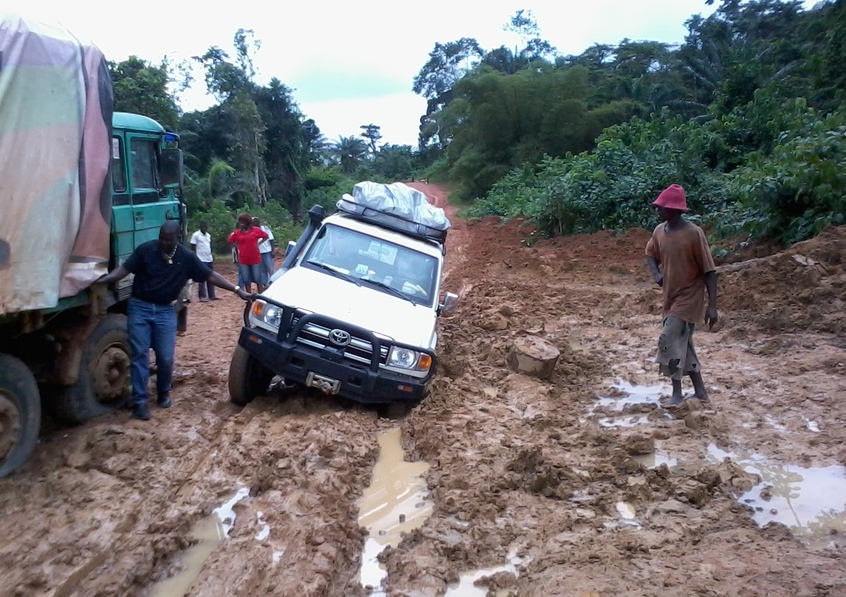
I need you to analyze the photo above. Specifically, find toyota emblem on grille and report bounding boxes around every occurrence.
[329,329,352,346]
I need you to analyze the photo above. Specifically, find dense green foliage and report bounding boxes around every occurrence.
[110,57,180,129]
[419,0,846,245]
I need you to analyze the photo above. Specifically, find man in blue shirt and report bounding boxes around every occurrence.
[99,221,251,420]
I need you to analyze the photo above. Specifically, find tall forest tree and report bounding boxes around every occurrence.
[109,56,180,128]
[360,124,382,155]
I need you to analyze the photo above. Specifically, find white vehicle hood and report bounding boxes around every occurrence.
[265,266,437,349]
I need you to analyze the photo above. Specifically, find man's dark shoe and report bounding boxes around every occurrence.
[132,404,151,420]
[157,393,172,408]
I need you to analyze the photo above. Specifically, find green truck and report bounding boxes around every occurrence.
[0,18,184,477]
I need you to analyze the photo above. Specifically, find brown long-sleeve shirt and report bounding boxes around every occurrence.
[645,221,716,323]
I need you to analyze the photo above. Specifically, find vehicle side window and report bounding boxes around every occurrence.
[130,138,158,190]
[111,137,127,193]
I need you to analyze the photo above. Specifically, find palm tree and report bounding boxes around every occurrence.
[331,136,368,174]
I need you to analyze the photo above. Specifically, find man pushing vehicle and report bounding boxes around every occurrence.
[99,221,252,420]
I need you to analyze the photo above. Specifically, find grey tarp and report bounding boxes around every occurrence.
[0,16,113,315]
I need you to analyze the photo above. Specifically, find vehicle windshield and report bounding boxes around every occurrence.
[302,224,438,306]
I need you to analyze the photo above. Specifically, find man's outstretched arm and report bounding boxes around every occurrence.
[98,265,130,285]
[208,271,251,300]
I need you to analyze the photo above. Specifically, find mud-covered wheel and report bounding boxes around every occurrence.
[228,345,274,406]
[55,314,131,424]
[0,354,41,478]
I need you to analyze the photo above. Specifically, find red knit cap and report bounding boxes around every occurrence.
[653,184,688,211]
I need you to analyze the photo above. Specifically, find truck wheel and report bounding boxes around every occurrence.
[228,345,273,406]
[55,314,131,424]
[0,354,41,478]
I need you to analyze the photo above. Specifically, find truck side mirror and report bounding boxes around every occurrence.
[160,148,183,188]
[284,240,296,257]
[439,292,458,316]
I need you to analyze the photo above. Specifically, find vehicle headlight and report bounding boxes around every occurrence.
[251,300,282,329]
[387,346,432,372]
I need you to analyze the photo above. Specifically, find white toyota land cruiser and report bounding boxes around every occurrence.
[228,182,457,408]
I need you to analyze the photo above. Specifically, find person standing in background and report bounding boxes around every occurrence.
[253,217,276,286]
[190,221,218,301]
[228,213,268,294]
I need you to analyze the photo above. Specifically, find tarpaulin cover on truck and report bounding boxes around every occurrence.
[0,16,113,315]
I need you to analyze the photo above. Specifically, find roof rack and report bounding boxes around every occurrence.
[337,197,448,244]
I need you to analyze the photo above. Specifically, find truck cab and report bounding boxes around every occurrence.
[228,184,457,408]
[109,112,184,302]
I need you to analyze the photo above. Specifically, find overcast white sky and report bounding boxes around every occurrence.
[8,1,728,146]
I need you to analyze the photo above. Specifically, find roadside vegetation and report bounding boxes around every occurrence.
[110,0,846,249]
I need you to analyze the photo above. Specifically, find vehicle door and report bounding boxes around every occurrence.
[127,133,180,246]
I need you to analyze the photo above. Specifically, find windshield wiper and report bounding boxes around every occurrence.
[306,261,361,286]
[359,278,417,305]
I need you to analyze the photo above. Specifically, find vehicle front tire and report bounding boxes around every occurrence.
[54,314,131,424]
[0,354,41,478]
[228,345,274,406]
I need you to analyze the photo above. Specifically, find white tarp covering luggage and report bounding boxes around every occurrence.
[341,181,451,231]
[0,16,113,315]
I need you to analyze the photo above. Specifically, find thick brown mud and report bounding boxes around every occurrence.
[1,187,845,597]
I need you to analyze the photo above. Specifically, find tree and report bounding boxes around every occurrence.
[255,78,313,217]
[109,56,180,128]
[360,124,382,155]
[503,9,557,61]
[331,136,369,174]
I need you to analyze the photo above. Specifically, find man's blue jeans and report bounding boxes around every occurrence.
[128,298,177,407]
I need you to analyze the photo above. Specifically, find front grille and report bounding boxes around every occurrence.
[291,316,389,366]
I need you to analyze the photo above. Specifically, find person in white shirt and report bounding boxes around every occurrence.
[190,221,218,301]
[253,217,276,286]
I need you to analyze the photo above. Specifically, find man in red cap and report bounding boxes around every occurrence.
[645,184,718,406]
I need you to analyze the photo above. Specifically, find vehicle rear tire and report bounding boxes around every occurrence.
[0,354,41,478]
[228,345,274,406]
[54,314,131,424]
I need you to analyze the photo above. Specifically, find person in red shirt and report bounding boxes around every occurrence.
[228,213,269,293]
[645,184,718,407]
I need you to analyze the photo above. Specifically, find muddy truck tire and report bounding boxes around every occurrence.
[0,354,41,478]
[53,314,131,424]
[228,345,274,406]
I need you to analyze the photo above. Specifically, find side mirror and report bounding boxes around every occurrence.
[160,148,183,188]
[284,240,297,257]
[438,292,458,316]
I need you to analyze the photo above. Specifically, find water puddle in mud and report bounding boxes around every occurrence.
[590,380,669,428]
[358,428,433,595]
[633,451,678,469]
[707,445,846,546]
[444,548,524,597]
[148,486,249,597]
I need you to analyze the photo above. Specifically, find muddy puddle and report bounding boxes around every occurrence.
[358,428,433,594]
[443,547,524,597]
[148,486,249,597]
[590,380,669,428]
[633,451,678,469]
[707,445,846,546]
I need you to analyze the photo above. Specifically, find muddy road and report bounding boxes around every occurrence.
[2,184,846,597]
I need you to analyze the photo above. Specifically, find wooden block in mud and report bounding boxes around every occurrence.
[507,336,560,379]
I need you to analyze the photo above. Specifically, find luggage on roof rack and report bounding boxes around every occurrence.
[336,181,450,244]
